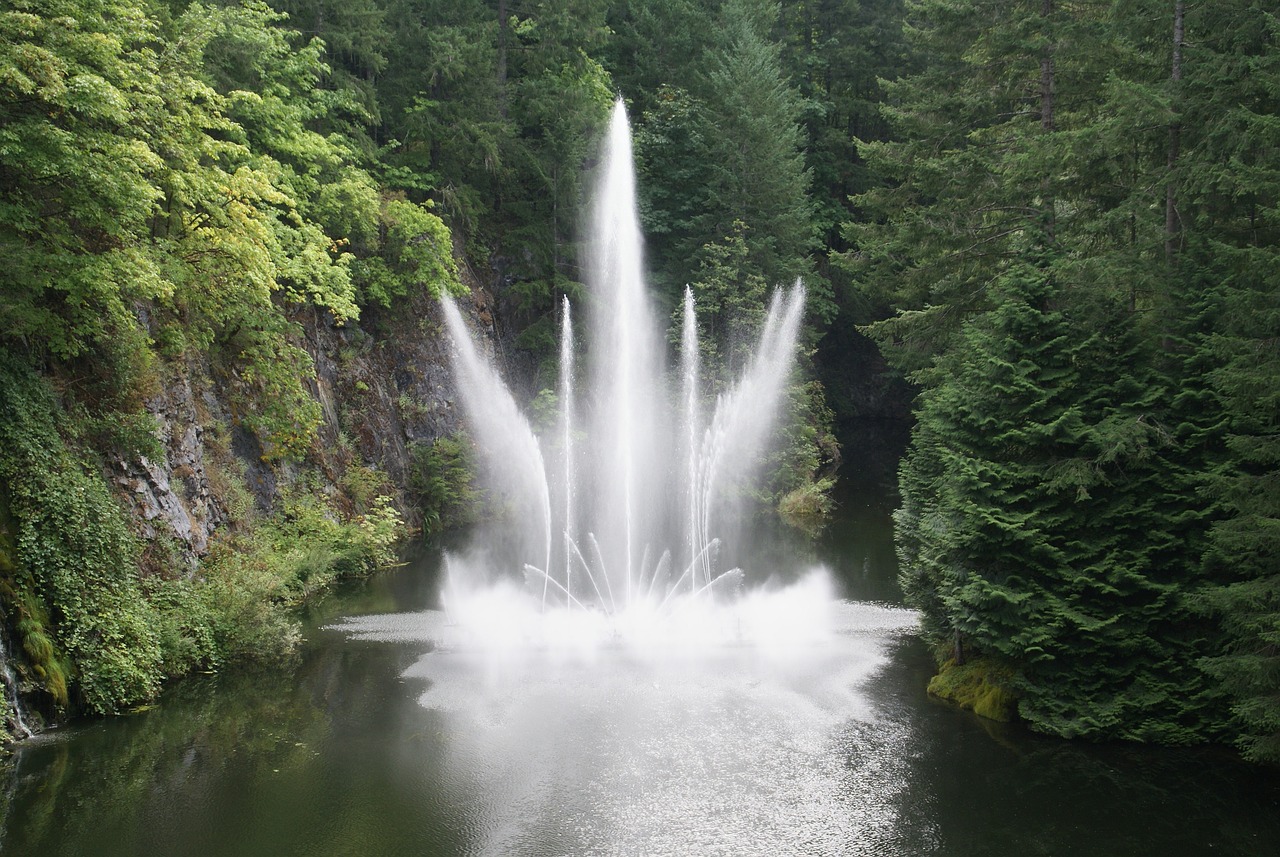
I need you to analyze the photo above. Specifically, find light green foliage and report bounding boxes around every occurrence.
[265,0,389,157]
[357,496,404,569]
[0,0,167,360]
[354,198,463,308]
[147,479,404,676]
[227,324,323,461]
[927,657,1018,723]
[0,0,424,465]
[768,378,839,529]
[338,462,392,515]
[777,477,836,538]
[528,388,560,433]
[0,694,11,746]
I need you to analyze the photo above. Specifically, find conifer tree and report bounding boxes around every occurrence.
[900,238,1222,740]
[692,0,816,301]
[861,0,1243,742]
[1187,0,1280,763]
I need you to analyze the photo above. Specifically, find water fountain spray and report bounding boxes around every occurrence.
[439,97,806,649]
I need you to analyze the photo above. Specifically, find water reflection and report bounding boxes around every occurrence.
[2,479,1279,856]
[865,635,1280,857]
[335,601,918,856]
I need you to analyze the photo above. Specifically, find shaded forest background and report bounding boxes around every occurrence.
[0,0,1276,763]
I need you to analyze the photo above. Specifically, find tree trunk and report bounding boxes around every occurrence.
[1165,0,1184,262]
[497,0,509,120]
[1040,0,1056,239]
[1040,0,1055,134]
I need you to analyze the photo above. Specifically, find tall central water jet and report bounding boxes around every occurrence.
[589,102,659,601]
[440,98,808,649]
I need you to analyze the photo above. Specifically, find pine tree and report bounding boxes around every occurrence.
[864,0,1243,742]
[777,0,910,248]
[899,239,1220,740]
[691,0,817,301]
[1187,0,1280,763]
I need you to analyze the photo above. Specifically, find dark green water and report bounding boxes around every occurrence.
[2,457,1278,856]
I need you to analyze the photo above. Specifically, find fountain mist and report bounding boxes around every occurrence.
[440,98,813,653]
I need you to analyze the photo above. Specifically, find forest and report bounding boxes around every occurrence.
[0,0,1276,765]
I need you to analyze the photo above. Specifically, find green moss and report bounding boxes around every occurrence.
[777,476,836,537]
[928,657,1019,723]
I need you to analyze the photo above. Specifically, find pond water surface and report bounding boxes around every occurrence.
[2,457,1278,856]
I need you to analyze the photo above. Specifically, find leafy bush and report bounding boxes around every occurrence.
[353,198,465,309]
[408,435,482,533]
[777,477,836,537]
[0,355,163,714]
[144,484,403,674]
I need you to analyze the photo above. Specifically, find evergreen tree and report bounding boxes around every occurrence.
[691,0,817,303]
[603,0,716,119]
[859,0,1242,742]
[849,0,1115,370]
[777,0,910,248]
[900,242,1220,740]
[1188,0,1280,763]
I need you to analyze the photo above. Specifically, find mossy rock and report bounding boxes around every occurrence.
[927,657,1019,723]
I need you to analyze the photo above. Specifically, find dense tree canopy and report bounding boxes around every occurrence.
[0,0,1276,763]
[855,0,1279,757]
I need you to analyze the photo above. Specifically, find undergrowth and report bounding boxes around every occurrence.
[0,353,404,718]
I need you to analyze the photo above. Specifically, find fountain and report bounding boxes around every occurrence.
[438,97,817,656]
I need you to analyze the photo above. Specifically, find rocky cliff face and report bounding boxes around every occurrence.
[0,264,506,743]
[111,273,498,576]
[112,368,226,572]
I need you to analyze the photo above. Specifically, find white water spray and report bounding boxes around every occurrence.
[439,97,813,652]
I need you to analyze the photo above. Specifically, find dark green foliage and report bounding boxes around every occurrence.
[408,435,482,534]
[864,0,1280,753]
[377,0,611,360]
[0,354,163,714]
[1192,3,1280,758]
[618,0,823,320]
[692,0,817,297]
[687,221,769,378]
[896,251,1222,741]
[776,0,911,248]
[605,1,837,523]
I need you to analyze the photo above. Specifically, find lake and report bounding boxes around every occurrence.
[2,454,1277,856]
